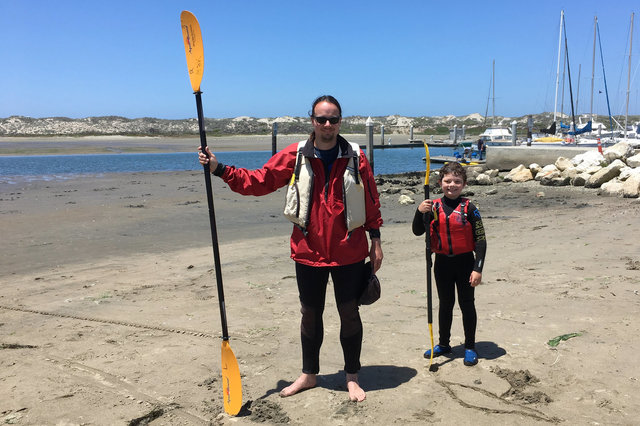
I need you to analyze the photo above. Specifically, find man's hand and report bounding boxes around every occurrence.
[369,238,383,273]
[198,146,218,170]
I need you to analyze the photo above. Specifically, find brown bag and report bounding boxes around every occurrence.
[358,261,380,305]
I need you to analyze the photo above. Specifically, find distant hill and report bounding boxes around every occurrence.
[1,113,637,137]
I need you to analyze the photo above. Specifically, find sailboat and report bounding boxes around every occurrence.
[535,11,598,145]
[579,13,636,146]
[555,11,593,141]
[478,60,513,146]
[535,11,568,144]
[613,12,638,147]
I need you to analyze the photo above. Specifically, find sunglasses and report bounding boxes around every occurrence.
[313,116,340,125]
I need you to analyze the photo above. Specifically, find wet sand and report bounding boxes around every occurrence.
[1,166,640,424]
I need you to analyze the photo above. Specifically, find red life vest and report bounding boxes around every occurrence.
[430,198,475,255]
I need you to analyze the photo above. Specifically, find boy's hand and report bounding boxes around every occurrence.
[470,271,482,287]
[418,199,433,214]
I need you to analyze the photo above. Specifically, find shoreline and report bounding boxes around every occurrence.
[0,134,435,156]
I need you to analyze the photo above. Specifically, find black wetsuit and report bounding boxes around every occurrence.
[412,196,487,349]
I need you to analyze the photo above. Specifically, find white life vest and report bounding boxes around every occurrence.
[283,140,366,232]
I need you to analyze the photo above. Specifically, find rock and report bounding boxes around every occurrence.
[536,191,545,198]
[529,163,542,177]
[400,188,416,195]
[598,179,625,197]
[466,167,482,178]
[622,173,640,198]
[485,169,500,178]
[603,141,633,162]
[510,167,533,182]
[561,167,578,180]
[581,164,604,174]
[585,159,625,188]
[505,165,533,183]
[555,156,573,171]
[572,150,606,171]
[476,174,494,185]
[571,172,591,187]
[618,167,635,181]
[538,170,558,185]
[540,172,571,186]
[486,188,498,195]
[535,165,559,181]
[398,194,415,205]
[626,153,640,168]
[465,165,486,176]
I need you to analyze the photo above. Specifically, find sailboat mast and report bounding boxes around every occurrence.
[625,12,634,139]
[576,64,581,116]
[590,16,597,122]
[554,10,564,123]
[597,21,614,140]
[483,70,491,126]
[492,59,496,126]
[561,51,567,119]
[563,19,577,134]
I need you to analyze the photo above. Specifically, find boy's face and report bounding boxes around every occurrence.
[439,173,466,199]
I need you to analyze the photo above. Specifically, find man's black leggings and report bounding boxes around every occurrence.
[433,252,477,349]
[295,260,366,375]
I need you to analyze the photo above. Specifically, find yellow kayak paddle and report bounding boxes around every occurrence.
[180,10,242,416]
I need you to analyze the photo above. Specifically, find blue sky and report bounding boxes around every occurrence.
[1,0,638,119]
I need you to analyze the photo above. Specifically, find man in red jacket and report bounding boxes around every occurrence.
[199,95,383,402]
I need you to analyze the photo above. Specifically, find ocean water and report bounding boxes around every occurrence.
[0,146,454,184]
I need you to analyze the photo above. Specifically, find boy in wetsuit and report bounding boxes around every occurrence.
[412,162,487,366]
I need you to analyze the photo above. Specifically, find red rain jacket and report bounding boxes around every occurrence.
[220,134,383,267]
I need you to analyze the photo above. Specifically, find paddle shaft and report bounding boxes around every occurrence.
[424,183,433,324]
[195,91,230,341]
[423,143,433,325]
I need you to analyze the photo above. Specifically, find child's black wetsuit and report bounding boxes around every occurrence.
[412,196,486,349]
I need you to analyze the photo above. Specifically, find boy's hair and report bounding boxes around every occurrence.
[438,162,467,183]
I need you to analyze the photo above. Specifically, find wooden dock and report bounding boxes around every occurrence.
[359,141,466,149]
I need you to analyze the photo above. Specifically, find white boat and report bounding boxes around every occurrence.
[478,126,513,145]
[480,60,515,146]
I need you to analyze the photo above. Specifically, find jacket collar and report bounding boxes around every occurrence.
[302,133,356,158]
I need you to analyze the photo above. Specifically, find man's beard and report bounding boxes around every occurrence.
[317,130,336,143]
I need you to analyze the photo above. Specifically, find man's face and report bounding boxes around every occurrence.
[312,101,341,142]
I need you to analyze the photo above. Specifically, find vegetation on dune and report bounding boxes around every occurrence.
[1,113,638,138]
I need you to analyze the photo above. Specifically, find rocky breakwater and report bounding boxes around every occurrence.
[375,141,640,208]
[501,142,640,198]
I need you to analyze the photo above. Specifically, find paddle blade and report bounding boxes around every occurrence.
[423,142,431,187]
[221,340,242,415]
[180,10,204,92]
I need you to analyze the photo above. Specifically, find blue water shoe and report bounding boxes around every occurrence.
[464,349,478,366]
[423,344,452,359]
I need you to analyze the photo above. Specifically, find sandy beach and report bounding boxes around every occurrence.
[0,135,301,156]
[1,141,640,424]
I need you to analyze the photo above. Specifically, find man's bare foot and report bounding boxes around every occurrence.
[279,373,317,397]
[346,373,366,402]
